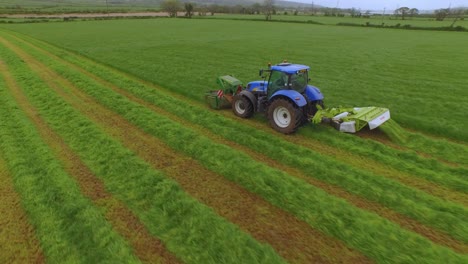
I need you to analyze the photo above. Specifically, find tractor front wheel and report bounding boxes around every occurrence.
[268,98,303,134]
[232,95,254,118]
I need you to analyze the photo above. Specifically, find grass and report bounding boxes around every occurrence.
[5,30,468,263]
[1,19,467,142]
[1,16,467,263]
[0,37,285,264]
[0,51,140,264]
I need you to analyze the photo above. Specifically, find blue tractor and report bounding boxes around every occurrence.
[234,62,324,134]
[205,61,390,134]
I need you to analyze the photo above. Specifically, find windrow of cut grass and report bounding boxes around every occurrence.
[379,119,468,167]
[1,53,180,264]
[0,53,140,264]
[299,125,468,182]
[12,32,468,245]
[0,120,44,263]
[6,32,468,263]
[0,37,286,264]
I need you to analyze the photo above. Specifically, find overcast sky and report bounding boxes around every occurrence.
[289,0,468,10]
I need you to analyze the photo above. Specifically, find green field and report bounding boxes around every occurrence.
[0,18,467,263]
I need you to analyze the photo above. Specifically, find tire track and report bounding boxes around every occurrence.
[9,34,468,255]
[0,156,45,264]
[7,36,374,264]
[0,39,180,264]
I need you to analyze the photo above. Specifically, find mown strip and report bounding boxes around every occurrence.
[0,36,285,264]
[1,59,180,264]
[34,58,371,264]
[5,32,467,263]
[0,123,44,263]
[0,48,140,264]
[13,33,468,244]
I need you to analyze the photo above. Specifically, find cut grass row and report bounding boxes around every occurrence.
[4,32,467,263]
[0,37,285,264]
[0,56,140,264]
[299,125,468,183]
[0,138,44,263]
[1,56,180,263]
[12,32,468,244]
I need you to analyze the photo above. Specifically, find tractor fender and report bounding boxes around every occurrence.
[270,90,307,107]
[305,85,324,101]
[239,90,257,111]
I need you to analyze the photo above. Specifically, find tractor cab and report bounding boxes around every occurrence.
[265,63,309,98]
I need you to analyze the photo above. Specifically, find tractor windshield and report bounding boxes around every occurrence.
[267,70,308,98]
[290,71,308,93]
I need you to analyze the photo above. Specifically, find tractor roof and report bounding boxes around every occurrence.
[271,63,310,74]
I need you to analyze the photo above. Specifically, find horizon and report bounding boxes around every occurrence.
[287,0,468,10]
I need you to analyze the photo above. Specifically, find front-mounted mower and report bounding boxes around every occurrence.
[205,61,390,134]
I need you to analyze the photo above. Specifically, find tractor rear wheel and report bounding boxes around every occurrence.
[268,98,303,134]
[232,95,254,118]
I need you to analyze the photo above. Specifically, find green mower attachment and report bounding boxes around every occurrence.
[312,107,391,133]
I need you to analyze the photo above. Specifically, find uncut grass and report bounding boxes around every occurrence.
[0,62,140,264]
[0,39,285,264]
[16,33,468,243]
[2,19,467,142]
[9,34,468,263]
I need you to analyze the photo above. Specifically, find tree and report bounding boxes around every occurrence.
[207,4,218,16]
[263,0,274,21]
[394,7,410,20]
[161,0,180,18]
[409,8,419,18]
[251,3,261,14]
[435,8,449,21]
[184,2,194,18]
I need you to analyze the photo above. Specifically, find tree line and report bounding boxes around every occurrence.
[160,0,468,21]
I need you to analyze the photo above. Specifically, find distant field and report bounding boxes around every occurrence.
[0,18,467,263]
[2,18,467,141]
[0,0,159,14]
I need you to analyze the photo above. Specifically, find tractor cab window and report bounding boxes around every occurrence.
[268,70,308,98]
[267,71,289,98]
[291,71,308,93]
